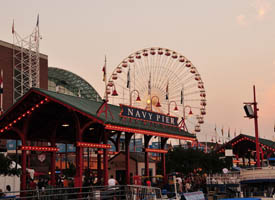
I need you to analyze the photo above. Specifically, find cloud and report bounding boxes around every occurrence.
[236,0,272,25]
[252,0,272,19]
[236,14,246,25]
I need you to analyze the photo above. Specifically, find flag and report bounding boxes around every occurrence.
[102,57,106,82]
[234,128,236,137]
[56,85,60,93]
[148,73,151,95]
[78,89,81,97]
[214,124,217,133]
[165,81,169,100]
[221,126,224,136]
[36,14,39,27]
[274,122,275,132]
[180,88,184,104]
[127,67,130,88]
[0,69,3,94]
[12,20,14,34]
[228,128,230,138]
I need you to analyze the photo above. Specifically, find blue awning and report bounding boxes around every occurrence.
[221,198,261,200]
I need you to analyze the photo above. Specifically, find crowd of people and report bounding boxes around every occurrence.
[164,172,207,195]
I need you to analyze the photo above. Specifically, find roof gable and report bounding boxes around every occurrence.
[1,88,195,139]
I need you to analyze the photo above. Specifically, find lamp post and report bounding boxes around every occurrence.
[148,96,161,111]
[167,101,178,115]
[179,105,193,132]
[243,85,260,167]
[106,84,118,97]
[129,89,141,106]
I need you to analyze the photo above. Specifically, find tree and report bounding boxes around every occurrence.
[158,147,230,175]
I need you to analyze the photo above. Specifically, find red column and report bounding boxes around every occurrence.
[161,153,167,184]
[50,149,56,185]
[21,149,27,191]
[75,146,83,187]
[145,152,149,177]
[103,148,108,185]
[103,131,109,186]
[97,153,102,183]
[253,85,261,167]
[125,133,132,185]
[161,138,168,185]
[125,141,130,184]
[144,136,150,178]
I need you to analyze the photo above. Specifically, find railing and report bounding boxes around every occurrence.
[206,172,240,185]
[240,166,275,181]
[0,185,162,200]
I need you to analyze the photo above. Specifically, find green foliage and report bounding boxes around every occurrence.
[161,147,231,175]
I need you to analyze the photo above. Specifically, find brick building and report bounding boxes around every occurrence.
[0,40,48,111]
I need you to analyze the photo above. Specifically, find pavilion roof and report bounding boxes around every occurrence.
[216,134,275,153]
[0,88,195,140]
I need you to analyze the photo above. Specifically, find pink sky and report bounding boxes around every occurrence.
[0,0,274,141]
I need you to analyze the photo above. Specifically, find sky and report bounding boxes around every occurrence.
[0,0,275,141]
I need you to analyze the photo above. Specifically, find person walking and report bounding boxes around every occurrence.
[108,175,118,200]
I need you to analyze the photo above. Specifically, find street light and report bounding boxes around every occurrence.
[148,96,161,111]
[129,89,141,106]
[179,105,193,132]
[183,105,193,119]
[106,84,118,97]
[167,101,178,115]
[243,85,260,167]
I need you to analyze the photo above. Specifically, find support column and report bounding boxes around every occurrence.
[97,153,102,184]
[144,135,152,178]
[161,138,168,184]
[125,133,132,185]
[21,148,27,191]
[161,153,166,183]
[87,148,90,170]
[75,145,83,187]
[50,141,57,186]
[65,143,68,169]
[103,130,109,186]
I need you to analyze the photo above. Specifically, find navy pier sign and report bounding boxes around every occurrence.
[120,104,178,127]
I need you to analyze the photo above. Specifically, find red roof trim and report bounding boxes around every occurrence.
[105,124,195,140]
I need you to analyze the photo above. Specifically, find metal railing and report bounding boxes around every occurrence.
[206,172,240,185]
[0,185,162,200]
[240,166,275,181]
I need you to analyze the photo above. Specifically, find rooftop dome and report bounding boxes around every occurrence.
[48,67,102,101]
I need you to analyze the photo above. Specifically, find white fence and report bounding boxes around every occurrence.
[0,175,20,193]
[240,167,275,181]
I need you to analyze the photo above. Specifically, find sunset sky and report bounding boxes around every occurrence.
[0,0,274,141]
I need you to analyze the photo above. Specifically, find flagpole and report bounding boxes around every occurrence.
[104,56,107,101]
[205,133,208,153]
[127,66,131,105]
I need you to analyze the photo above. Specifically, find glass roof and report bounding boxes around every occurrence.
[48,67,102,101]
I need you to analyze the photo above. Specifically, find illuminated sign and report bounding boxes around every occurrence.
[120,104,178,127]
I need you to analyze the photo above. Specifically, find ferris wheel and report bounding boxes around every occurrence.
[106,47,206,133]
